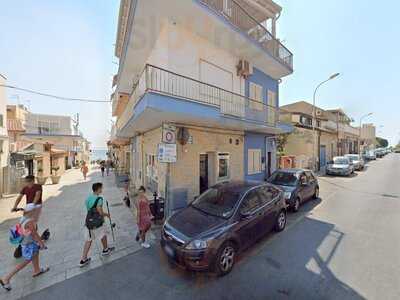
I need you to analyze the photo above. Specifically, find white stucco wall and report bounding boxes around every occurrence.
[25,113,75,135]
[0,75,9,168]
[146,21,245,96]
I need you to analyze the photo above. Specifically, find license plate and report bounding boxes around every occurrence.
[164,244,175,258]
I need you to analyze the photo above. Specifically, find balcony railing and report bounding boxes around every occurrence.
[199,0,293,70]
[116,64,278,132]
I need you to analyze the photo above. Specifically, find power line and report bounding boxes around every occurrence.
[0,84,111,103]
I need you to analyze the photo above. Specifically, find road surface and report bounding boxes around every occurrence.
[21,154,400,300]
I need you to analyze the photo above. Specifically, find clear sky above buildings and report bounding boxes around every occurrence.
[0,0,399,147]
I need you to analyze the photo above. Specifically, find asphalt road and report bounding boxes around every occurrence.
[22,154,400,300]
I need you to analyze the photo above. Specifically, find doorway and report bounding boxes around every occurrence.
[267,152,272,178]
[199,154,209,194]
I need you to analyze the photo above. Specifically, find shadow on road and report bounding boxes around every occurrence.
[21,195,366,300]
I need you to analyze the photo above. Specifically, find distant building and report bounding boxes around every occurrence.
[360,123,376,152]
[6,106,90,188]
[0,75,9,195]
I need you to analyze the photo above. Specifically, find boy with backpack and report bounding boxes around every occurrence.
[79,182,114,267]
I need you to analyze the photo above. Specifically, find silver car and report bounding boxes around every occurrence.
[345,154,365,171]
[326,157,353,176]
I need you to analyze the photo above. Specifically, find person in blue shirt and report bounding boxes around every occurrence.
[79,182,114,267]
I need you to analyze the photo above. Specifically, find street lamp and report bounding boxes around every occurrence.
[358,112,373,155]
[312,73,340,171]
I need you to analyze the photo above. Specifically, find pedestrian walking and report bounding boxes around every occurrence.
[100,162,105,177]
[81,162,89,181]
[11,175,48,257]
[135,186,152,249]
[0,204,49,292]
[79,182,114,267]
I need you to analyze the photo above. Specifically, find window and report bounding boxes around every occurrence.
[305,171,316,183]
[248,149,262,175]
[249,82,263,111]
[0,114,3,127]
[218,153,229,180]
[258,186,280,205]
[0,140,3,153]
[240,190,261,215]
[300,116,312,127]
[267,90,276,123]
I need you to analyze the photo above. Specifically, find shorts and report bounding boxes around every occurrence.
[84,225,109,242]
[22,242,40,261]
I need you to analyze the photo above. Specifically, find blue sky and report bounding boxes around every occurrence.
[0,0,399,147]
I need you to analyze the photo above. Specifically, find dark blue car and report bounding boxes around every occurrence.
[267,169,319,212]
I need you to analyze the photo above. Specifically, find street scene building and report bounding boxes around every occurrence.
[1,1,399,300]
[111,0,293,212]
[280,101,376,170]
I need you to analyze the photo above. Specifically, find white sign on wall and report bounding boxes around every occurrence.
[162,124,176,144]
[158,143,177,163]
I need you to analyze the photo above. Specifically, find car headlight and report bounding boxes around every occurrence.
[284,192,292,199]
[185,239,209,250]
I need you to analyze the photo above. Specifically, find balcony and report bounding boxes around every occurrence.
[116,64,278,137]
[199,0,293,70]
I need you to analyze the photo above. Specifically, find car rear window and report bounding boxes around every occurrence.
[268,171,298,186]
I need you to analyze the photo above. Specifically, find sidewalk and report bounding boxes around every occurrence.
[0,168,150,300]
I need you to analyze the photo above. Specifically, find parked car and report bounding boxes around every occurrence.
[160,181,287,276]
[344,154,365,171]
[326,156,353,176]
[267,169,319,212]
[363,150,376,161]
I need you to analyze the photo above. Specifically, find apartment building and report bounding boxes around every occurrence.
[0,75,9,195]
[360,123,376,152]
[7,106,90,180]
[111,0,293,210]
[280,101,337,170]
[325,109,360,156]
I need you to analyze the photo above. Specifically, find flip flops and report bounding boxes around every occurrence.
[0,279,11,291]
[32,267,50,278]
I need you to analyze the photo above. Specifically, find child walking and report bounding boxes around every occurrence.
[135,186,152,248]
[0,204,49,292]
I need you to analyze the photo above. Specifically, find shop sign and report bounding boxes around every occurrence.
[158,143,177,163]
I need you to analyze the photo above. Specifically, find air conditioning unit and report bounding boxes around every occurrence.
[237,59,253,78]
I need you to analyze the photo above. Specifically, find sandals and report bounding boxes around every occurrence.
[32,267,50,278]
[0,279,11,291]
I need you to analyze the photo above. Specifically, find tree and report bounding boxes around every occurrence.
[376,137,389,148]
[276,133,290,155]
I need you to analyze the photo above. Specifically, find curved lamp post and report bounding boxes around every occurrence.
[312,73,340,171]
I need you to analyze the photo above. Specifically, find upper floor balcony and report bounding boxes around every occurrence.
[116,64,279,137]
[199,0,292,70]
[114,0,293,98]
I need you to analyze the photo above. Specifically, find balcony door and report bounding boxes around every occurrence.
[199,60,245,118]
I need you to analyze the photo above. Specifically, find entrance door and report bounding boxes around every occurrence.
[319,145,327,170]
[199,154,209,194]
[267,152,272,178]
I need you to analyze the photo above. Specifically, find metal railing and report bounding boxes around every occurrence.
[199,0,293,70]
[117,64,278,131]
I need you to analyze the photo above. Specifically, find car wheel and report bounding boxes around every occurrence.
[313,187,319,199]
[275,210,286,232]
[292,198,300,212]
[215,242,236,276]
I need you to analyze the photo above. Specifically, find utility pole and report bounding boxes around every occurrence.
[312,73,340,171]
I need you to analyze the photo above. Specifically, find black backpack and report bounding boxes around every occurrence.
[85,197,104,230]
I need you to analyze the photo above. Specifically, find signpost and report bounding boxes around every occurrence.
[158,143,177,163]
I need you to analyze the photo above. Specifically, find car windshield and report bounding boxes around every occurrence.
[191,188,241,218]
[268,171,298,186]
[346,155,359,161]
[334,158,349,164]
